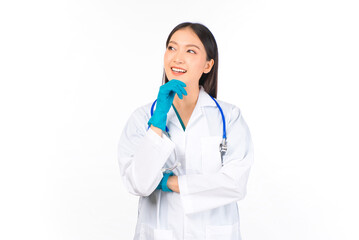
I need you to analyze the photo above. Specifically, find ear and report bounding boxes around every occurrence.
[203,59,214,74]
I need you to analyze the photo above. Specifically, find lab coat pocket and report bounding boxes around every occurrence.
[205,222,240,240]
[140,223,174,240]
[201,136,222,174]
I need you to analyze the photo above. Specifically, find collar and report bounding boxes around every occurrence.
[166,85,216,130]
[196,85,217,107]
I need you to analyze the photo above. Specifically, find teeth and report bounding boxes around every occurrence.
[172,67,186,73]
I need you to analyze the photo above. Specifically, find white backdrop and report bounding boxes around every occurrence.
[1,0,358,239]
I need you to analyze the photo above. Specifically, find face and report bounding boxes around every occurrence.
[164,27,214,86]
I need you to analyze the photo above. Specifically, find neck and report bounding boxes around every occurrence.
[173,84,200,111]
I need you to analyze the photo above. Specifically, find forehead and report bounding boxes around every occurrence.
[169,27,204,48]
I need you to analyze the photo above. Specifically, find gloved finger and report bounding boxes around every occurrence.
[163,80,185,92]
[176,91,184,100]
[159,80,186,98]
[160,84,178,97]
[169,79,186,88]
[172,85,185,99]
[176,84,187,96]
[162,84,175,96]
[168,90,176,99]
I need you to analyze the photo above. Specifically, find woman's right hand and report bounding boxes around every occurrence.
[148,80,187,132]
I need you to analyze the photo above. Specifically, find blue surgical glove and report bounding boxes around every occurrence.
[156,171,174,192]
[148,80,187,132]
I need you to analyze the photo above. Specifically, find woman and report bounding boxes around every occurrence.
[118,22,254,240]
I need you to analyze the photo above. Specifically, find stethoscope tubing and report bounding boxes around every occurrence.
[209,95,227,140]
[148,96,226,140]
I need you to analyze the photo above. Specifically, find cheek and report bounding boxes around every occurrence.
[163,53,169,64]
[190,58,208,73]
[164,51,174,64]
[163,54,171,76]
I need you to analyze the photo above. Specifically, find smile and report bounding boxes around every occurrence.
[171,67,187,73]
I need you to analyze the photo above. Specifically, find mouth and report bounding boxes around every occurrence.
[171,67,187,76]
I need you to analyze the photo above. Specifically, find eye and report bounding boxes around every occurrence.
[187,49,196,54]
[167,46,175,51]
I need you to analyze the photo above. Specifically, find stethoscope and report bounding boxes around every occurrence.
[148,95,228,166]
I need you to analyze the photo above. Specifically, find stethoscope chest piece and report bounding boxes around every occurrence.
[219,138,227,166]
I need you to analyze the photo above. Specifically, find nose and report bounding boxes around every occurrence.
[173,51,184,64]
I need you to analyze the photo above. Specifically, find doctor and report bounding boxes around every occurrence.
[118,22,254,240]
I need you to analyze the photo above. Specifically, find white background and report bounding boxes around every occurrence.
[1,0,358,239]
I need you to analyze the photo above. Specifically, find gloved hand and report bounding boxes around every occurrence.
[156,171,174,192]
[148,80,187,132]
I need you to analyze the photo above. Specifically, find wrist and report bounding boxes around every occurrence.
[162,172,174,192]
[167,176,179,193]
[150,125,162,137]
[148,113,167,132]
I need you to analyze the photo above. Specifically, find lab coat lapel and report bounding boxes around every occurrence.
[196,85,217,108]
[166,86,217,132]
[167,106,183,132]
[186,86,217,131]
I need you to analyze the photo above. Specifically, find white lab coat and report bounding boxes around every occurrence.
[118,86,254,240]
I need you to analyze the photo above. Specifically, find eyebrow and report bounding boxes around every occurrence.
[169,41,200,50]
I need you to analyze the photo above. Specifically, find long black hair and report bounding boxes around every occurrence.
[162,22,219,98]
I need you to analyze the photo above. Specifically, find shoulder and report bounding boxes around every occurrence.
[131,101,153,118]
[214,99,252,143]
[212,99,243,123]
[124,101,154,131]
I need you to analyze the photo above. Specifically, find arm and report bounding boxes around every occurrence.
[118,81,186,196]
[118,107,175,197]
[178,106,254,214]
[118,81,188,196]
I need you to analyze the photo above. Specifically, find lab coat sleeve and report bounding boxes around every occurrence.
[178,106,254,214]
[117,106,175,197]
